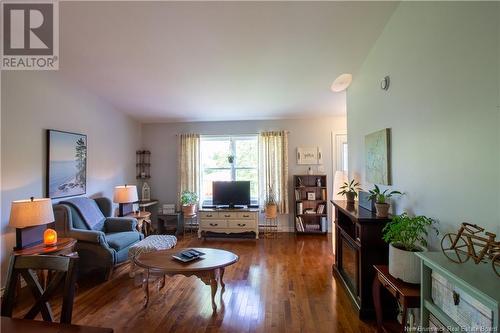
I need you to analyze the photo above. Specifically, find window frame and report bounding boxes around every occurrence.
[200,134,259,206]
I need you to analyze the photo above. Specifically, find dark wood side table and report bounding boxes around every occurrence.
[157,213,184,236]
[372,265,420,333]
[13,238,77,257]
[13,238,77,289]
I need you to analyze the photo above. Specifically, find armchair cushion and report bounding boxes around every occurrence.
[105,217,137,233]
[105,232,142,252]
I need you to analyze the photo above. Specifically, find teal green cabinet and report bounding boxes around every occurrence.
[417,252,499,332]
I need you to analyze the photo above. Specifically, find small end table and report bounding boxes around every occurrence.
[157,213,184,236]
[13,237,77,289]
[372,265,420,333]
[128,211,152,236]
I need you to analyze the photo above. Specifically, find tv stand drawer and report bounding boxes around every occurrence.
[200,212,219,219]
[227,220,256,229]
[200,220,226,229]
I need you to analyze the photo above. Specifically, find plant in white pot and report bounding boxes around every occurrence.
[337,179,361,203]
[368,185,402,217]
[180,190,198,217]
[382,213,438,283]
[265,186,278,219]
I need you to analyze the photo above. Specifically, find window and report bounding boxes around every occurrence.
[200,135,259,205]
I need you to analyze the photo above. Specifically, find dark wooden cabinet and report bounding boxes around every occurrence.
[331,200,391,319]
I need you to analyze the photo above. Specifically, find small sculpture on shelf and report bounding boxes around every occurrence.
[441,222,500,277]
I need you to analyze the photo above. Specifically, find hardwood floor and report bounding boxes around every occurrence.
[12,233,376,333]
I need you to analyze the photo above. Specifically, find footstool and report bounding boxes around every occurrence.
[128,235,177,277]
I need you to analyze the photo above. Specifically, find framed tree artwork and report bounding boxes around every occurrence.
[365,128,391,185]
[46,130,87,199]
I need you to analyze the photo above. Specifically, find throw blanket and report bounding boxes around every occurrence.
[60,197,105,230]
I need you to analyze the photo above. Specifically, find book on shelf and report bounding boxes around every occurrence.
[321,217,327,232]
[304,224,320,231]
[296,202,303,215]
[294,189,301,201]
[316,204,325,214]
[321,189,327,200]
[303,208,316,215]
[295,216,305,232]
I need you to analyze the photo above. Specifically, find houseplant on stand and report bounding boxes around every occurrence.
[180,190,198,216]
[368,185,402,217]
[382,212,438,283]
[265,186,278,219]
[337,179,361,203]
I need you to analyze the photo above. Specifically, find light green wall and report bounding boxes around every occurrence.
[347,2,500,245]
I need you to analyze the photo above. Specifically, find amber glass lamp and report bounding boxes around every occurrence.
[43,228,58,247]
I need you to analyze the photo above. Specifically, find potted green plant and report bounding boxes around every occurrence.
[264,186,278,219]
[382,213,438,283]
[180,190,198,216]
[368,185,402,217]
[337,179,361,203]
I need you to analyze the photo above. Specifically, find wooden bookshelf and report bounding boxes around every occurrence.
[293,175,328,235]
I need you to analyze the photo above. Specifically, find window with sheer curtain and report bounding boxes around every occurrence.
[200,135,259,205]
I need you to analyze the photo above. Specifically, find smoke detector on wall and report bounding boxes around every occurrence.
[380,76,390,90]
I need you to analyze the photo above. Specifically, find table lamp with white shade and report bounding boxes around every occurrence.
[113,185,138,217]
[9,197,55,249]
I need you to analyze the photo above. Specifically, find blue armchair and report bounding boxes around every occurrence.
[53,197,144,280]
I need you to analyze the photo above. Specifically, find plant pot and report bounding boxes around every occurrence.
[388,243,425,284]
[375,202,390,217]
[265,204,278,219]
[345,192,355,203]
[182,204,196,217]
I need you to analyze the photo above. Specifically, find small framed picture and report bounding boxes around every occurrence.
[307,192,316,200]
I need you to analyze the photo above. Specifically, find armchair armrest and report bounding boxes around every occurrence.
[105,217,138,233]
[67,229,106,244]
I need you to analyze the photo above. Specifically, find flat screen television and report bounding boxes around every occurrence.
[212,181,251,208]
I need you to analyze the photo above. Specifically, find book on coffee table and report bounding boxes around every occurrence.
[172,249,206,263]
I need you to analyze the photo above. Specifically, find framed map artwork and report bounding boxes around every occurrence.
[365,128,391,185]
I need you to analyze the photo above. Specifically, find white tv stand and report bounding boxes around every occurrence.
[198,208,259,239]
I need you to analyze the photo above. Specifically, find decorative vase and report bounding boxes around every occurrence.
[375,203,390,217]
[388,243,425,284]
[345,192,355,203]
[182,204,196,217]
[265,204,278,219]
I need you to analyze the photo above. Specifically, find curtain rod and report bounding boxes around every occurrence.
[175,131,290,136]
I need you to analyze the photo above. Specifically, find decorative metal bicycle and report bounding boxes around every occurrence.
[441,222,500,277]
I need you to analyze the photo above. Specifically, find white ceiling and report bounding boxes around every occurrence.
[60,2,398,122]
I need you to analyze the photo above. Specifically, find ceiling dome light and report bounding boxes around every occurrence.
[331,73,353,92]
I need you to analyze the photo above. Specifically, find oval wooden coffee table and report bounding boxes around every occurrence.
[134,247,238,311]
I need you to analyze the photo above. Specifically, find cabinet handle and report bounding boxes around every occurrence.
[206,214,213,217]
[242,215,250,218]
[224,215,231,218]
[237,223,246,227]
[209,223,218,226]
[452,291,460,306]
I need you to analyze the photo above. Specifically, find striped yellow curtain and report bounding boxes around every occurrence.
[259,131,289,214]
[178,134,200,207]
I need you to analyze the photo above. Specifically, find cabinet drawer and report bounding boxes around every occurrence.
[219,212,237,219]
[431,271,493,330]
[200,212,218,219]
[237,212,257,220]
[429,314,451,333]
[227,220,255,228]
[200,220,226,229]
